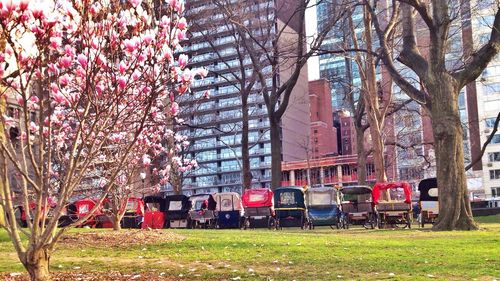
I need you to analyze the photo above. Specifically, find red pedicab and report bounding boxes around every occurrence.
[241,188,276,229]
[17,198,57,227]
[59,198,102,227]
[372,182,412,229]
[142,195,166,229]
[121,197,145,228]
[96,197,145,228]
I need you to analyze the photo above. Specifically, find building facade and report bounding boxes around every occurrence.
[175,0,310,195]
[309,79,338,158]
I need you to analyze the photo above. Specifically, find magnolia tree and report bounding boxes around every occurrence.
[0,0,203,280]
[104,131,196,230]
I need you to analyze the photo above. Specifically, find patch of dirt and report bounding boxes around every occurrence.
[58,229,185,248]
[1,271,177,281]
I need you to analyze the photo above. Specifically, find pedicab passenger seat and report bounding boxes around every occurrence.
[376,201,411,211]
[245,207,272,217]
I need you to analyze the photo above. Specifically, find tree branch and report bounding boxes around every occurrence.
[465,111,500,171]
[454,9,500,88]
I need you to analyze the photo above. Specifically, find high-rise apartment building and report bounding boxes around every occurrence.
[174,0,310,195]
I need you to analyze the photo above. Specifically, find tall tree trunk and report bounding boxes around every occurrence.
[23,248,51,281]
[429,75,478,230]
[166,131,182,195]
[241,95,252,191]
[270,116,281,190]
[355,126,367,185]
[112,215,122,231]
[363,6,387,184]
[0,97,6,227]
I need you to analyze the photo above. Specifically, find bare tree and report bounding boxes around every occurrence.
[212,0,350,189]
[367,0,500,230]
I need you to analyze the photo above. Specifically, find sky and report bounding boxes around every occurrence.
[305,0,320,81]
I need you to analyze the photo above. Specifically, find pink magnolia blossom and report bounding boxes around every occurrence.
[142,155,151,166]
[20,0,29,10]
[59,56,72,68]
[3,116,14,127]
[77,54,88,68]
[16,94,24,105]
[124,38,139,53]
[170,102,179,116]
[129,0,142,8]
[119,61,128,74]
[177,17,187,30]
[178,54,188,69]
[117,76,127,90]
[50,37,62,50]
[29,122,39,133]
[59,74,70,86]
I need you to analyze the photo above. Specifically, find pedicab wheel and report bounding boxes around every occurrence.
[267,216,276,230]
[363,220,372,229]
[377,213,384,229]
[406,213,412,229]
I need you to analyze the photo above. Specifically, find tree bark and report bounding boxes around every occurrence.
[428,74,478,230]
[355,126,367,185]
[241,94,252,191]
[363,6,387,184]
[270,116,281,189]
[112,215,122,231]
[23,248,51,281]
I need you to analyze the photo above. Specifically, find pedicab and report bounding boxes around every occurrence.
[274,186,309,229]
[241,188,275,229]
[121,197,145,228]
[188,194,217,228]
[372,181,412,229]
[418,178,438,228]
[142,195,167,229]
[165,194,191,228]
[338,185,375,229]
[17,199,57,227]
[214,192,243,229]
[59,198,101,227]
[305,186,341,229]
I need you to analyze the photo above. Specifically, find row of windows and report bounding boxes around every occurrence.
[490,169,500,180]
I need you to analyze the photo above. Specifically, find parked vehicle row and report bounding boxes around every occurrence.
[13,179,442,230]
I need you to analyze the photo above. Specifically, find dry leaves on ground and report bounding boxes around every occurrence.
[1,271,177,281]
[58,229,185,248]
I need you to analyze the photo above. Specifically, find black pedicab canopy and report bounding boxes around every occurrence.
[274,186,306,209]
[339,185,372,195]
[164,195,191,212]
[143,195,167,212]
[418,178,438,201]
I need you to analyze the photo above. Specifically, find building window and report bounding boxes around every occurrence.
[485,117,497,128]
[492,135,500,144]
[489,152,500,162]
[490,169,500,180]
[492,187,500,197]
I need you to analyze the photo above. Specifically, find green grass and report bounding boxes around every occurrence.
[1,216,499,280]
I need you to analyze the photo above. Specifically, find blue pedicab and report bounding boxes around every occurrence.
[274,186,309,229]
[305,186,341,229]
[213,192,243,229]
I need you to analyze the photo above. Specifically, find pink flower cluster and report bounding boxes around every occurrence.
[0,0,205,198]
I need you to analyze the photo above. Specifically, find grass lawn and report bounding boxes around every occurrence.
[0,216,499,280]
